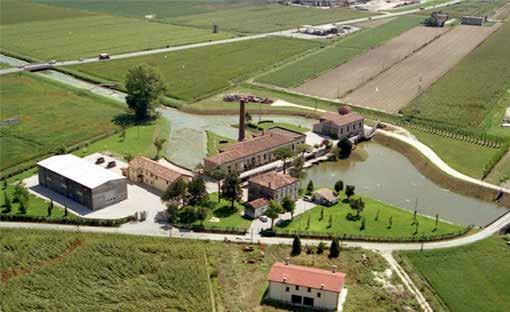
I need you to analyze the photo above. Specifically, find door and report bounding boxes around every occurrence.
[291,295,302,305]
[303,296,314,306]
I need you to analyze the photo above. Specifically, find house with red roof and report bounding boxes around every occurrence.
[313,107,364,140]
[267,261,348,311]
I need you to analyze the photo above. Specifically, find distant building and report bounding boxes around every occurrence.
[292,0,347,7]
[313,107,364,140]
[461,16,486,26]
[37,154,127,210]
[124,156,191,192]
[204,127,306,173]
[267,261,347,310]
[426,12,449,27]
[312,188,338,206]
[245,171,299,218]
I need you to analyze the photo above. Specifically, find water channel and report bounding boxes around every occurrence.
[5,56,506,227]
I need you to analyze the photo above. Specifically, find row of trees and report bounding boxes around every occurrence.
[291,236,342,258]
[2,182,30,215]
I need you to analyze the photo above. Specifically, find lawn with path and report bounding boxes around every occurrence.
[68,37,319,101]
[192,193,251,230]
[276,191,464,239]
[399,235,510,312]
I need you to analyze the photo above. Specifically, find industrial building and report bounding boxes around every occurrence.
[37,154,127,210]
[313,107,364,140]
[461,16,486,26]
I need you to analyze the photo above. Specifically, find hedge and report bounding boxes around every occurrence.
[172,223,247,235]
[0,213,135,227]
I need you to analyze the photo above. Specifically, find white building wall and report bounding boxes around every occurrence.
[269,281,339,310]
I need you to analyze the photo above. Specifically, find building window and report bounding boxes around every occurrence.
[317,292,321,298]
[286,287,289,292]
[308,287,311,292]
[295,286,299,291]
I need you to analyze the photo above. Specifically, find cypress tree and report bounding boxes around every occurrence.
[291,235,302,256]
[329,238,340,258]
[4,192,12,213]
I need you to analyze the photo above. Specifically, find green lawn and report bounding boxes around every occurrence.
[69,37,319,101]
[0,0,92,25]
[403,15,510,128]
[165,3,376,34]
[0,63,11,69]
[256,15,424,88]
[206,131,235,156]
[410,129,501,178]
[253,121,310,134]
[193,193,252,230]
[0,72,125,172]
[277,191,463,239]
[399,236,510,312]
[481,88,510,139]
[75,118,170,161]
[0,14,231,60]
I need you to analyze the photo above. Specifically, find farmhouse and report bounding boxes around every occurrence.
[37,154,127,210]
[204,127,306,173]
[313,107,364,140]
[267,261,347,311]
[245,171,299,218]
[312,188,338,206]
[124,156,191,192]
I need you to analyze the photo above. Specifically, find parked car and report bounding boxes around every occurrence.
[258,215,268,223]
[48,60,57,64]
[98,53,110,60]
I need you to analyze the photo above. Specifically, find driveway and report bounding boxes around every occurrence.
[248,199,316,234]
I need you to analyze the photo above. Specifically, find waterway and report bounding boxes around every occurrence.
[303,142,508,226]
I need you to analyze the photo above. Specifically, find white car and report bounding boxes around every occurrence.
[48,60,57,64]
[258,215,268,222]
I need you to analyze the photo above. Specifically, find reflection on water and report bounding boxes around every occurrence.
[303,142,508,226]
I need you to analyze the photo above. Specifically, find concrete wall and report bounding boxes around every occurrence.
[91,179,127,210]
[268,281,339,310]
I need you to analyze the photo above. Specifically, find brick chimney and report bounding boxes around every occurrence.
[238,98,246,142]
[331,265,337,273]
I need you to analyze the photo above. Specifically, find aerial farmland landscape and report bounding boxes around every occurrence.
[0,0,509,311]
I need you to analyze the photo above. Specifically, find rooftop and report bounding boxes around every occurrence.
[205,128,304,166]
[38,154,125,189]
[246,197,269,209]
[318,111,364,127]
[314,188,337,202]
[248,171,298,190]
[268,262,346,293]
[129,156,186,183]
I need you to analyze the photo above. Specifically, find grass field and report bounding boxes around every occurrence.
[0,14,230,60]
[399,236,510,312]
[403,21,510,128]
[417,0,509,18]
[0,0,92,25]
[192,193,252,229]
[254,120,310,134]
[0,228,420,311]
[0,72,125,171]
[69,37,319,101]
[75,118,170,161]
[256,15,424,88]
[165,3,376,34]
[276,191,463,238]
[410,129,501,179]
[206,131,235,156]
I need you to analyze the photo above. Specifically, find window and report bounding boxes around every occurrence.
[303,297,314,306]
[286,287,289,292]
[317,292,321,298]
[307,287,311,292]
[295,286,299,291]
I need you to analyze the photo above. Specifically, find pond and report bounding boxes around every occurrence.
[303,142,508,226]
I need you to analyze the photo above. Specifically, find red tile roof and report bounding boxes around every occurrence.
[129,156,186,183]
[318,112,364,127]
[314,188,337,202]
[247,198,269,209]
[205,129,304,166]
[268,262,346,293]
[248,171,298,190]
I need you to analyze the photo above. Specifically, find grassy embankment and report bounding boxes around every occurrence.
[0,72,125,173]
[256,14,424,88]
[0,1,231,60]
[0,228,421,311]
[276,191,463,239]
[68,37,320,101]
[206,131,235,156]
[398,236,510,312]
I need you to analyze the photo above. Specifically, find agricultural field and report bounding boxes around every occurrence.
[344,24,500,113]
[0,72,125,172]
[293,26,447,100]
[69,37,319,101]
[0,228,421,312]
[0,0,91,25]
[165,3,376,34]
[399,236,510,312]
[404,21,510,128]
[276,191,463,239]
[256,15,424,88]
[0,14,231,61]
[417,0,510,18]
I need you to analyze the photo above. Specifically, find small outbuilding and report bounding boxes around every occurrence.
[313,109,364,140]
[267,261,347,311]
[245,198,270,219]
[312,188,338,207]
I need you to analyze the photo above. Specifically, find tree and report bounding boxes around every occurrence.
[180,206,197,225]
[412,208,417,225]
[2,178,7,189]
[166,203,179,223]
[153,137,167,160]
[119,125,127,142]
[196,207,208,226]
[414,221,420,235]
[281,196,296,220]
[13,181,29,203]
[349,197,365,217]
[161,178,188,206]
[337,138,353,159]
[64,205,68,217]
[329,238,340,258]
[317,241,327,254]
[320,207,324,221]
[221,171,242,208]
[289,156,305,179]
[306,215,310,229]
[334,180,344,194]
[296,143,312,156]
[360,217,365,231]
[345,185,355,199]
[125,64,167,120]
[434,213,439,231]
[209,168,225,203]
[388,216,393,229]
[291,235,302,256]
[375,209,380,221]
[47,200,53,217]
[328,215,332,228]
[3,192,12,213]
[274,147,294,174]
[18,199,27,214]
[187,176,207,206]
[266,200,282,229]
[306,180,314,194]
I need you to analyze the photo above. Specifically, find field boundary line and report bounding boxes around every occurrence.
[203,249,217,312]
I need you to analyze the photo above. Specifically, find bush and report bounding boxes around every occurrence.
[346,212,362,221]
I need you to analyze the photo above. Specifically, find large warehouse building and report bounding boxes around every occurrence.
[37,154,127,210]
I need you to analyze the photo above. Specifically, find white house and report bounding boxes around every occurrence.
[267,261,347,311]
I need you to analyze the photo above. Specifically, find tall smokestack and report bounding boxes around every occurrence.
[238,98,246,142]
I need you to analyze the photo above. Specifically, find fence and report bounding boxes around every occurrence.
[0,214,135,227]
[172,223,247,235]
